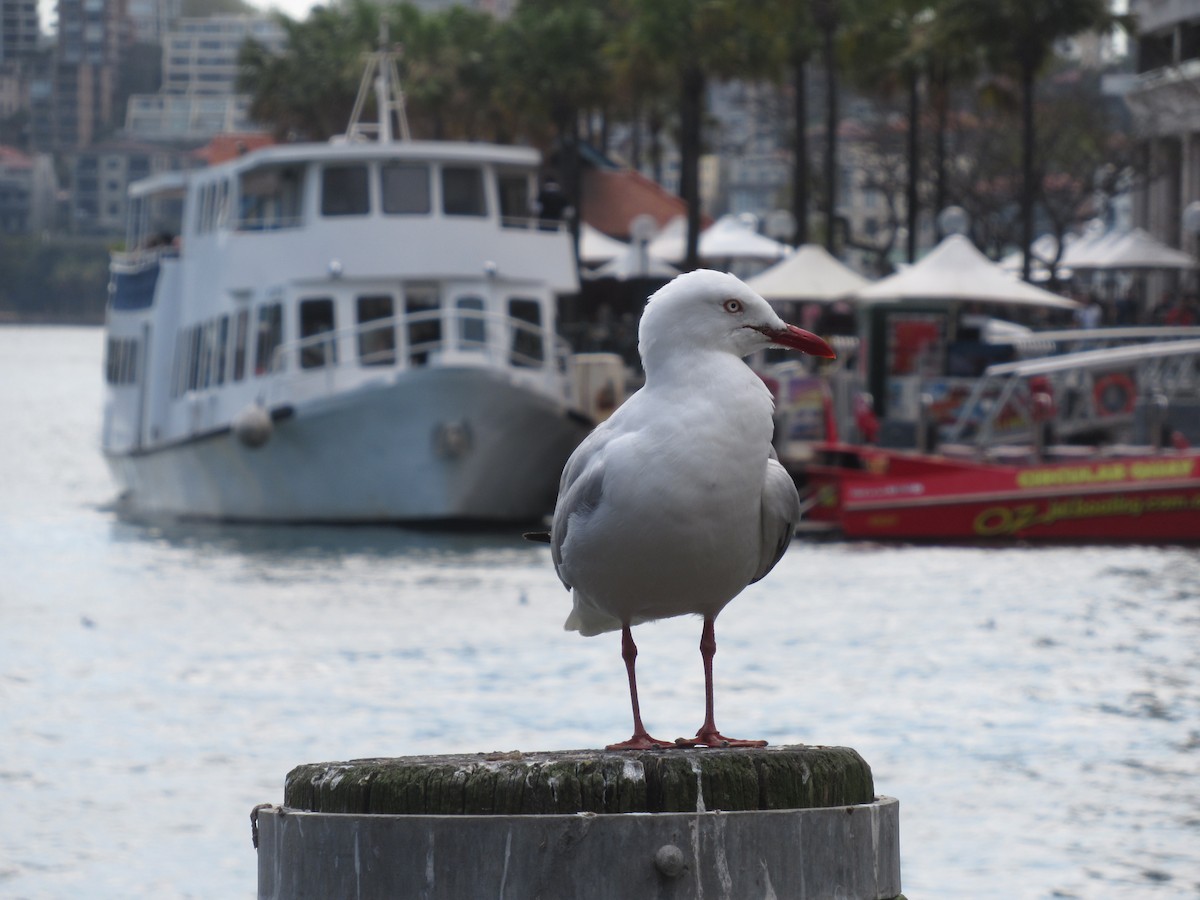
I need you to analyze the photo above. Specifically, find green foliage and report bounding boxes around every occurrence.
[238,1,380,141]
[941,0,1116,74]
[400,4,507,141]
[499,0,611,140]
[0,237,110,323]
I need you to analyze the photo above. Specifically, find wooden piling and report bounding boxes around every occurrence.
[256,745,902,899]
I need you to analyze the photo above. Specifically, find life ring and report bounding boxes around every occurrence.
[1093,371,1135,417]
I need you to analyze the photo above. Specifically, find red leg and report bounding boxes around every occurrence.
[607,624,674,751]
[676,617,767,749]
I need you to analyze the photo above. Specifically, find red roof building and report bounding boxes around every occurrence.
[580,167,710,240]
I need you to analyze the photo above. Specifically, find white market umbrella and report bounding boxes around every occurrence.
[999,233,1069,281]
[1093,228,1197,270]
[646,215,688,264]
[578,223,630,266]
[1061,227,1128,269]
[854,233,1080,311]
[698,214,791,264]
[747,243,870,302]
[585,239,680,281]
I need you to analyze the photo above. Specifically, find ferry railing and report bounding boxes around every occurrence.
[261,305,576,404]
[235,214,306,232]
[110,244,180,270]
[500,216,570,232]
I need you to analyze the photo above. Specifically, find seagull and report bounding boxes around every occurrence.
[545,269,835,750]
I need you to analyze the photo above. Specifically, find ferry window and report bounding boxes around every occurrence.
[105,338,139,385]
[215,180,230,229]
[171,332,186,397]
[321,165,370,217]
[123,339,138,384]
[202,184,216,232]
[299,297,337,369]
[105,338,118,383]
[254,303,284,375]
[406,287,441,366]
[456,296,487,348]
[381,163,431,215]
[232,309,249,381]
[497,172,530,226]
[239,165,304,230]
[194,185,208,233]
[356,295,396,366]
[508,297,544,367]
[215,315,230,385]
[441,166,486,217]
[188,325,203,390]
[179,332,193,395]
[199,321,215,388]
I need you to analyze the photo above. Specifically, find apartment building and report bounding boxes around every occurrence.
[125,14,284,141]
[1124,0,1200,246]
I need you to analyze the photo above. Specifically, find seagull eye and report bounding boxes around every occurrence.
[723,299,743,314]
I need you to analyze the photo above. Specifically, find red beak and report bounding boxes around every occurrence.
[757,324,836,359]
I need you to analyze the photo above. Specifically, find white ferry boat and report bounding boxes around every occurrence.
[101,52,594,524]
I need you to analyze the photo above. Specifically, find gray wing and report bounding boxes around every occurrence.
[548,425,616,590]
[751,450,801,584]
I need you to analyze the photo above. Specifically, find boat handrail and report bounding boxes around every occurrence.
[943,338,1200,447]
[261,305,574,385]
[236,214,306,233]
[993,326,1200,346]
[981,338,1200,378]
[501,216,569,233]
[110,245,179,271]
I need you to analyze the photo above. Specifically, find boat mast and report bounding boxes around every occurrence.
[344,23,411,143]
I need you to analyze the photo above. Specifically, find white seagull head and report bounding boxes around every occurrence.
[637,269,835,369]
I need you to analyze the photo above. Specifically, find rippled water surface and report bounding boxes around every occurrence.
[2,327,1198,898]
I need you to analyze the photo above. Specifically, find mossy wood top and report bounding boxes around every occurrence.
[284,745,874,816]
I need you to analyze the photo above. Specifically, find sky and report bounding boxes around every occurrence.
[36,0,321,35]
[250,0,321,21]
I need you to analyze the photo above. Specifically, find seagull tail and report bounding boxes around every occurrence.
[563,597,623,637]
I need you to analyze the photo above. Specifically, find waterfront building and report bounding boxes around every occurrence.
[0,0,40,64]
[124,14,284,141]
[125,0,179,44]
[68,138,175,233]
[0,144,58,233]
[28,0,129,151]
[1125,0,1200,252]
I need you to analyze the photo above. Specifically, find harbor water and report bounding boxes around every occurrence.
[2,325,1198,899]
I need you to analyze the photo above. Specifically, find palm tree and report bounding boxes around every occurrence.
[392,5,502,141]
[756,1,821,247]
[496,0,612,238]
[617,0,763,270]
[606,5,674,184]
[813,0,840,254]
[941,0,1119,279]
[238,2,380,141]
